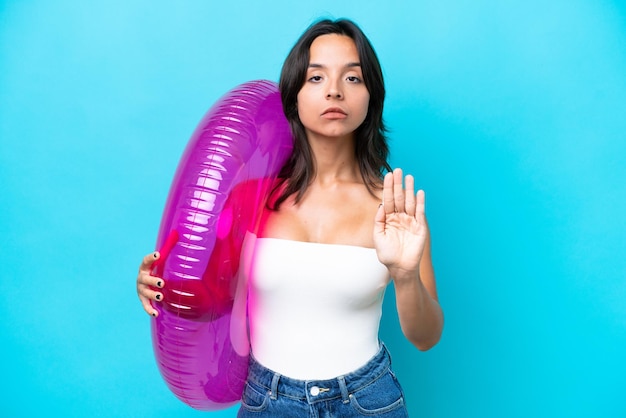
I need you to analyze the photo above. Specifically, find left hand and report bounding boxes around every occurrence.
[374,168,428,279]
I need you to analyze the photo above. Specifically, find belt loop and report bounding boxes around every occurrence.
[338,376,350,404]
[269,373,280,400]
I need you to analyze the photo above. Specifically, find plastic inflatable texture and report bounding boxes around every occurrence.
[150,80,292,410]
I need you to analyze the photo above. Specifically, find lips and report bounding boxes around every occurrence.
[321,107,347,117]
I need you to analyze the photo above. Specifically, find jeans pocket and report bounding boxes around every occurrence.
[349,370,407,416]
[240,381,269,412]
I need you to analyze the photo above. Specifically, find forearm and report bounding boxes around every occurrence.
[393,271,444,351]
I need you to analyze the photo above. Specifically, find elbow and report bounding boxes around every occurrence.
[407,313,444,352]
[409,323,442,351]
[414,333,441,351]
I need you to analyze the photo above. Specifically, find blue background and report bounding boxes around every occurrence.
[1,1,625,417]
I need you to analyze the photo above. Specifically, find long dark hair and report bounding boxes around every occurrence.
[271,18,391,209]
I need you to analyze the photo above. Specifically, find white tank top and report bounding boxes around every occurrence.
[242,235,390,380]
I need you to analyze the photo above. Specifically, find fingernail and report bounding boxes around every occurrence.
[156,280,163,288]
[155,294,162,301]
[153,252,158,258]
[151,312,156,317]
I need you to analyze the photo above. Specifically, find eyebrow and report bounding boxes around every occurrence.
[308,62,362,69]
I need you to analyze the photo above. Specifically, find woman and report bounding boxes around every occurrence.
[137,18,443,417]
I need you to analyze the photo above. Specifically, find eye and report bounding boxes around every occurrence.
[308,75,323,82]
[346,75,362,83]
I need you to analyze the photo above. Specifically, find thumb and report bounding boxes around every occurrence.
[373,203,386,236]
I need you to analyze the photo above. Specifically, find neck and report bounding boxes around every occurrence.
[307,132,360,185]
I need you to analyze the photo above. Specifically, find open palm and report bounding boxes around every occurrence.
[374,169,428,278]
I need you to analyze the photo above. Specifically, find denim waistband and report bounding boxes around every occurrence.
[246,343,392,404]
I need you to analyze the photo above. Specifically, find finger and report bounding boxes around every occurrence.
[137,269,164,288]
[373,203,386,235]
[139,251,159,273]
[139,285,164,302]
[393,168,405,213]
[136,278,164,314]
[138,292,159,317]
[405,175,416,217]
[383,172,395,214]
[415,189,426,219]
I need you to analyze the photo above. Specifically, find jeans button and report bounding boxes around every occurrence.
[310,386,320,396]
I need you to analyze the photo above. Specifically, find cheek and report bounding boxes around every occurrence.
[295,91,307,115]
[296,91,315,122]
[296,100,306,122]
[357,93,371,122]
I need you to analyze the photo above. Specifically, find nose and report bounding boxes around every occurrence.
[326,80,343,99]
[326,90,343,99]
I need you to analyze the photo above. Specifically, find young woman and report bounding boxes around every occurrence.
[137,18,443,417]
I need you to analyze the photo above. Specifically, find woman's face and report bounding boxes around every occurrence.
[296,34,370,141]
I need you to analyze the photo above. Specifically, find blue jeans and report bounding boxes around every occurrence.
[237,343,409,417]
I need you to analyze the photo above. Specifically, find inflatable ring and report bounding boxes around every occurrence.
[150,80,292,410]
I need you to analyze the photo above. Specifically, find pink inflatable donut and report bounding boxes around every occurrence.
[150,80,292,410]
